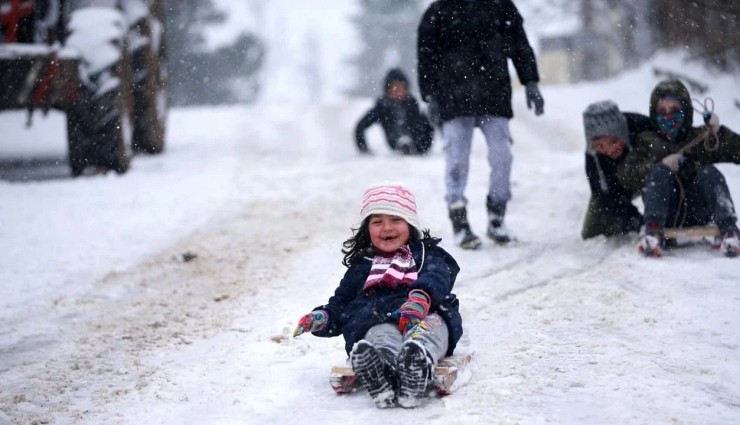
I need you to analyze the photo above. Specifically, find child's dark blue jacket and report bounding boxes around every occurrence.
[354,96,431,152]
[311,238,463,357]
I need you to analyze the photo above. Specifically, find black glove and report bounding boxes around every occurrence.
[355,134,370,154]
[525,82,544,116]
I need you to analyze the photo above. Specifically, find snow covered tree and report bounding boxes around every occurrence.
[348,0,426,97]
[165,0,223,105]
[165,0,264,105]
[578,0,655,80]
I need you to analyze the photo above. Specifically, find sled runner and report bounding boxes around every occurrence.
[663,225,720,245]
[330,353,472,396]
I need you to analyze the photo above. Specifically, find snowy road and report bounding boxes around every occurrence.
[2,72,740,424]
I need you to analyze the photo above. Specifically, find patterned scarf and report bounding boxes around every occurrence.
[656,109,685,142]
[363,245,418,293]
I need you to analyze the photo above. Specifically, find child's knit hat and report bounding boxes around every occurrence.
[583,100,630,150]
[360,183,421,235]
[384,68,409,90]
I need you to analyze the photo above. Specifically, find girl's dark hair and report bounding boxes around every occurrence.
[341,217,431,267]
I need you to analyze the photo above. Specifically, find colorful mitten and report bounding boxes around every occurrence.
[394,289,431,333]
[293,310,328,337]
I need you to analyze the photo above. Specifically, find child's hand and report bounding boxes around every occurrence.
[293,310,328,337]
[393,289,431,333]
[661,153,684,173]
[703,111,720,133]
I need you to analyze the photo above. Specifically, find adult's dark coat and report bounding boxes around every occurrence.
[417,0,540,121]
[309,238,463,357]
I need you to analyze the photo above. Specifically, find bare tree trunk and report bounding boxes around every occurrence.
[623,1,638,67]
[653,0,739,70]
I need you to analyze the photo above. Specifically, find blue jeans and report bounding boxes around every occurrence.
[643,164,738,232]
[442,116,512,206]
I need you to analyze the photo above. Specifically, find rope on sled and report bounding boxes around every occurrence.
[680,96,720,154]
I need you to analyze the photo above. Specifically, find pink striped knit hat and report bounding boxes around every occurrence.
[360,183,421,235]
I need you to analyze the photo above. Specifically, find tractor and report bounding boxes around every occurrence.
[0,0,167,176]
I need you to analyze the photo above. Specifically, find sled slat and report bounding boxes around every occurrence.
[664,225,720,240]
[330,366,357,394]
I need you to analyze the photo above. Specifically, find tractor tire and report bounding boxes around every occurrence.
[64,7,132,176]
[91,88,132,174]
[129,4,167,154]
[66,97,88,177]
[66,83,131,176]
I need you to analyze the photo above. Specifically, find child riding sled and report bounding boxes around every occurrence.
[354,69,434,155]
[293,183,463,408]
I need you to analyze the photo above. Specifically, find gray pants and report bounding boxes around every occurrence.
[364,313,449,364]
[442,116,513,206]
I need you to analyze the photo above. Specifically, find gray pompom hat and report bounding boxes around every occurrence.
[582,100,631,152]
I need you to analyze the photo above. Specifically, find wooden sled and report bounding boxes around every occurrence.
[330,353,472,396]
[663,225,720,246]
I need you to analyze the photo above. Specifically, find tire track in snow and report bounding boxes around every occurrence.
[0,196,347,423]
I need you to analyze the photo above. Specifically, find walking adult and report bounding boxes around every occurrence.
[417,0,544,249]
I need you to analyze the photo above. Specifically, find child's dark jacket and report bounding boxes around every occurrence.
[311,238,463,357]
[354,96,430,152]
[585,112,652,221]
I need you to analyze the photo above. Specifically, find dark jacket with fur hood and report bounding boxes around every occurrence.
[617,79,740,193]
[310,238,463,357]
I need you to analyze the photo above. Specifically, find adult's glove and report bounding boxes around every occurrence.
[661,153,684,173]
[293,310,328,337]
[525,82,544,116]
[703,111,720,133]
[392,289,431,333]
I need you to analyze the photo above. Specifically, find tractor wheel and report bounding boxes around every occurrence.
[65,7,132,175]
[129,4,167,154]
[66,97,88,177]
[90,87,132,174]
[66,85,131,176]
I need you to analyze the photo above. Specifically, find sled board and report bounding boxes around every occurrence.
[330,353,472,396]
[663,225,720,245]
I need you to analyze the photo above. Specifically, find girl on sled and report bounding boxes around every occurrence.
[293,183,463,408]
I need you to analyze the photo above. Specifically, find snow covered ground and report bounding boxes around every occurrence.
[1,50,740,424]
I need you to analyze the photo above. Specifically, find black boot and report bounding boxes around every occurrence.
[350,340,397,408]
[396,341,434,409]
[486,198,516,243]
[448,202,482,249]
